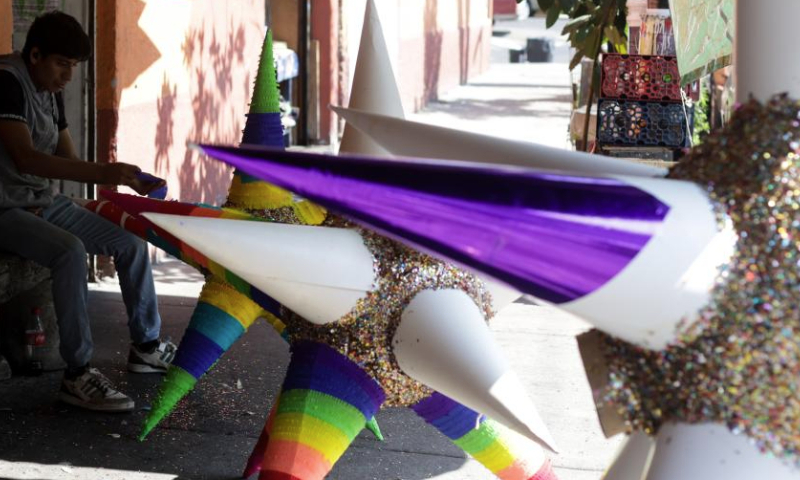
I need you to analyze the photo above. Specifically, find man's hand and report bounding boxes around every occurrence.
[100,162,141,186]
[129,172,167,197]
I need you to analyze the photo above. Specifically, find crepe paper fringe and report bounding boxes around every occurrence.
[85,200,149,238]
[226,173,328,225]
[528,460,558,480]
[244,402,383,477]
[85,198,199,268]
[413,392,552,479]
[172,328,225,379]
[200,279,265,332]
[250,30,281,115]
[236,169,271,184]
[365,416,384,441]
[258,342,385,479]
[139,366,197,440]
[87,193,285,324]
[283,342,386,411]
[242,112,286,147]
[142,282,282,437]
[243,399,280,479]
[100,189,255,223]
[188,302,246,351]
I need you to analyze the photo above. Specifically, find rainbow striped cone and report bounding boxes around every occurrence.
[84,198,190,263]
[138,28,380,447]
[87,193,241,270]
[413,392,557,480]
[141,28,300,438]
[258,341,385,480]
[244,390,384,478]
[92,191,285,324]
[242,399,280,478]
[364,416,383,441]
[140,278,266,439]
[225,29,325,225]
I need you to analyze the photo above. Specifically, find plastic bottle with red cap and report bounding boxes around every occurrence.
[24,306,45,375]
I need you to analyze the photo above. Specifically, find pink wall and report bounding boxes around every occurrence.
[97,0,490,177]
[98,0,264,206]
[337,0,492,141]
[397,0,491,111]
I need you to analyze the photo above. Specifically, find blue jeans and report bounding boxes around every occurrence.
[0,195,161,368]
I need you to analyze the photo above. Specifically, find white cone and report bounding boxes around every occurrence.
[602,432,655,480]
[645,423,796,480]
[483,280,521,313]
[393,288,558,452]
[339,0,404,156]
[559,175,738,350]
[332,106,668,177]
[142,213,375,325]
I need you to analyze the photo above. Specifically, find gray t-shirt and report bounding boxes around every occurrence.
[0,53,58,209]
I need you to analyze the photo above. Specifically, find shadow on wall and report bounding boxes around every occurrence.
[423,0,443,104]
[154,17,251,205]
[154,73,177,173]
[117,0,162,94]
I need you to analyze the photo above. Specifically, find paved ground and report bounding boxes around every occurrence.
[0,17,624,480]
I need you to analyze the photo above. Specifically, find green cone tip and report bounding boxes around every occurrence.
[249,30,281,114]
[366,416,384,442]
[139,366,198,440]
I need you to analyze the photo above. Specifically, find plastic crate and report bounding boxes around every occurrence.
[596,99,692,148]
[601,54,683,101]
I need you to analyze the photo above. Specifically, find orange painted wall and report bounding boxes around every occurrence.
[97,0,264,206]
[0,0,11,54]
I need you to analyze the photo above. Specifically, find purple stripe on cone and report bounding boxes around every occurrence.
[173,328,225,379]
[198,144,669,303]
[284,341,386,417]
[413,392,481,440]
[242,112,285,147]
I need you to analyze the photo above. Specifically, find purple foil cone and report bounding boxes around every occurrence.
[198,144,669,303]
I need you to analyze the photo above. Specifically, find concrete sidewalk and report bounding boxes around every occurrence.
[0,60,622,479]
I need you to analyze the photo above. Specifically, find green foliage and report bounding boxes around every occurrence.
[524,0,628,69]
[692,81,711,146]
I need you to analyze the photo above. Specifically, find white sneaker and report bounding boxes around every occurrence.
[127,338,177,374]
[59,367,135,412]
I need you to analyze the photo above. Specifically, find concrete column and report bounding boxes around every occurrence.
[735,0,800,102]
[311,0,339,144]
[95,0,119,168]
[0,0,11,54]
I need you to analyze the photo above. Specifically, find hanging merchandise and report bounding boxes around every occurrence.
[626,0,648,54]
[597,99,691,148]
[638,10,676,56]
[601,54,684,101]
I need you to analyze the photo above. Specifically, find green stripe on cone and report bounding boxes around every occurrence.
[139,366,198,440]
[249,30,281,114]
[366,416,384,441]
[140,30,282,440]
